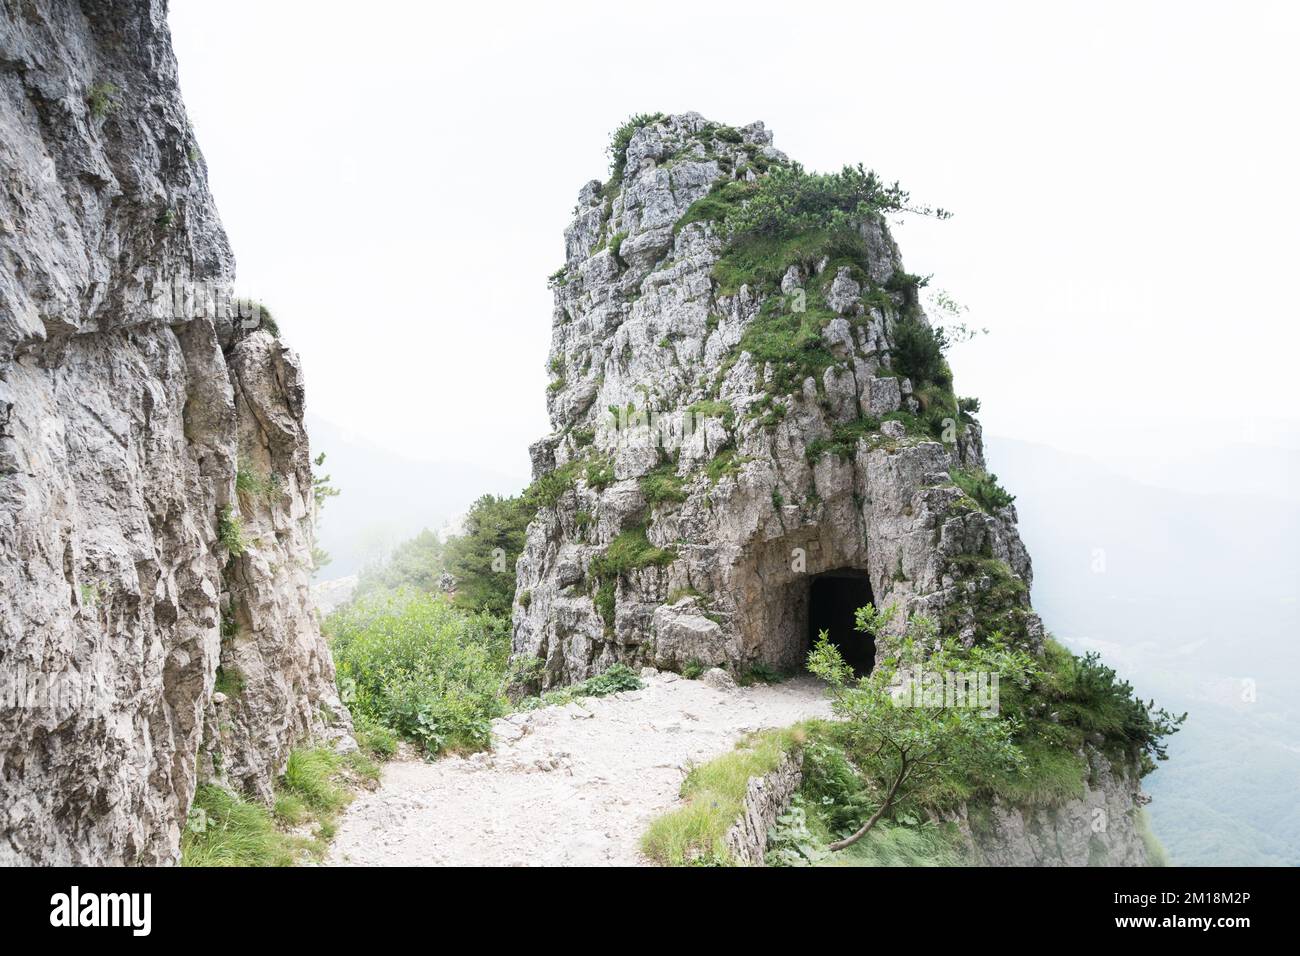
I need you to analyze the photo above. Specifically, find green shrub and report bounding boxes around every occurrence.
[674,179,758,235]
[766,788,964,867]
[669,154,953,410]
[518,663,645,711]
[232,298,280,336]
[589,525,675,580]
[807,610,1032,852]
[939,554,1030,644]
[705,449,746,484]
[723,163,945,246]
[577,663,643,696]
[587,526,675,635]
[760,618,1184,864]
[890,316,950,389]
[594,578,616,631]
[687,398,735,429]
[214,665,245,697]
[608,231,628,268]
[235,464,283,505]
[183,743,381,867]
[640,463,687,506]
[1021,640,1186,775]
[443,494,532,616]
[949,468,1016,513]
[713,228,842,298]
[326,590,511,755]
[801,738,876,835]
[523,459,581,511]
[737,661,784,686]
[585,456,615,491]
[605,112,665,188]
[87,81,118,118]
[736,299,840,395]
[805,416,881,462]
[355,528,446,598]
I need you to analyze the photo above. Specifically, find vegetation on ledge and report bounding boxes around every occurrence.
[604,112,666,197]
[644,605,1184,867]
[640,461,687,506]
[950,467,1016,513]
[588,525,676,631]
[181,744,381,867]
[517,663,644,711]
[328,590,513,755]
[641,725,809,866]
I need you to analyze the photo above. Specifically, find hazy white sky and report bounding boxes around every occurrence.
[169,0,1300,490]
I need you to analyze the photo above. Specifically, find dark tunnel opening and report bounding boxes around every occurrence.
[807,569,875,677]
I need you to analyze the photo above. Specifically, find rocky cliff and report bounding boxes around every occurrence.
[0,0,348,864]
[513,113,1151,865]
[957,749,1152,866]
[514,113,1039,686]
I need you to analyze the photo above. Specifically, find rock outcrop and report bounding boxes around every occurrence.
[512,113,1155,867]
[0,0,348,864]
[958,750,1151,866]
[513,113,1040,687]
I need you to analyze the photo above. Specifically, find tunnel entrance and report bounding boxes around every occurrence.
[807,569,875,677]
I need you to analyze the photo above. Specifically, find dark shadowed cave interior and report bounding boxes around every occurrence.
[807,569,876,677]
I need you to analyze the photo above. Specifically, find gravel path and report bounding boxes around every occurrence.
[326,671,830,866]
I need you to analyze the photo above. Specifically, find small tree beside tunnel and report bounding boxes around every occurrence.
[806,605,1036,851]
[806,605,1185,853]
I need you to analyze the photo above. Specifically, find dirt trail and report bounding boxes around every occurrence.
[326,672,830,866]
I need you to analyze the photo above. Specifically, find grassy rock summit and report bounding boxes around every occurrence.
[515,112,1033,686]
[0,0,350,864]
[512,113,1174,865]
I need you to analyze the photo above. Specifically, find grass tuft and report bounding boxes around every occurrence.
[641,725,806,865]
[280,747,347,812]
[639,462,687,506]
[218,505,247,556]
[181,784,296,867]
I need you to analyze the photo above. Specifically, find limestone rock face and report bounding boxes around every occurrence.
[0,0,347,864]
[512,114,1042,688]
[956,750,1151,866]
